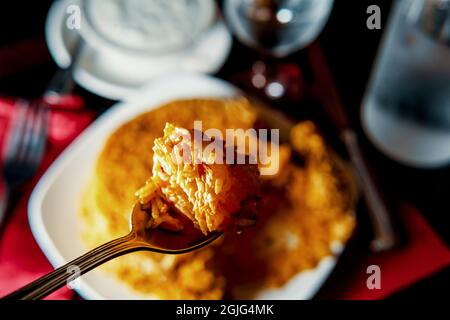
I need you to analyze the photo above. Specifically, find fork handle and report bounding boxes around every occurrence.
[2,233,144,300]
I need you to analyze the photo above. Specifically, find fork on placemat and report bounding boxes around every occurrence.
[0,100,48,229]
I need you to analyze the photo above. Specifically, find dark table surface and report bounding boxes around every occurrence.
[0,0,448,299]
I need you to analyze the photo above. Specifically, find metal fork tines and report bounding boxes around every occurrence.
[1,100,48,227]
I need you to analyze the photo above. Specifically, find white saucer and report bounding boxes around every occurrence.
[45,0,233,100]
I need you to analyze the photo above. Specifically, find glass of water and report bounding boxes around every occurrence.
[362,0,450,168]
[223,0,334,101]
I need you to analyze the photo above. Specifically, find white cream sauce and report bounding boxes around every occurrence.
[85,0,215,52]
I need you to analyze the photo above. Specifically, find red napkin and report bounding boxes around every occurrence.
[0,97,94,299]
[336,204,450,299]
[0,96,449,300]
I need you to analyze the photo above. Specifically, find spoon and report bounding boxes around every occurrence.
[2,203,222,300]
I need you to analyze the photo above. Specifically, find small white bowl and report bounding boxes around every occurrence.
[45,0,232,100]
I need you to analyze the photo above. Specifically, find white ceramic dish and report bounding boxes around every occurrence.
[28,74,342,300]
[45,0,232,100]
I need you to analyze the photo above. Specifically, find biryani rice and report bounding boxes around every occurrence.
[80,98,355,299]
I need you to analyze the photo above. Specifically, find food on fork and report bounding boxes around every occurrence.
[135,123,261,235]
[81,98,356,299]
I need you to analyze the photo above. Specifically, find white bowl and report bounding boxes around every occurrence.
[28,74,342,300]
[45,0,232,100]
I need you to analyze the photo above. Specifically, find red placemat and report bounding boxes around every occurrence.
[0,97,94,299]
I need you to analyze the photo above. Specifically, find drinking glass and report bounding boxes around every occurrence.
[362,0,450,168]
[224,0,334,57]
[223,0,334,101]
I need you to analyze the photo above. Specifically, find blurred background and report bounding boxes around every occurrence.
[0,0,448,299]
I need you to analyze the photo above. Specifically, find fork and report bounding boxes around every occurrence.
[0,100,48,229]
